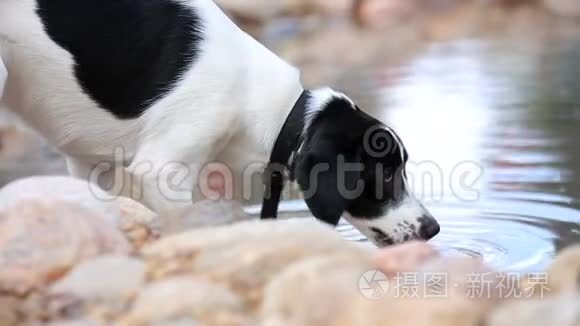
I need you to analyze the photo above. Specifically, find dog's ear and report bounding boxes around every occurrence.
[295,139,361,226]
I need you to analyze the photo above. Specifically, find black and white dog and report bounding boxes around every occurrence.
[0,0,439,245]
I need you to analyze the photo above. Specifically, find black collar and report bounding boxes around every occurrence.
[261,90,309,219]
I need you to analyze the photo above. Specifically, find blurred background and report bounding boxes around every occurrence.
[1,0,579,272]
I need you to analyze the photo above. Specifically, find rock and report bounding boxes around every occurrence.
[216,0,283,21]
[46,319,103,326]
[0,176,120,226]
[143,219,370,308]
[345,257,502,326]
[117,197,161,249]
[122,277,250,326]
[544,0,580,17]
[159,199,252,235]
[383,257,504,326]
[0,296,20,326]
[353,0,418,27]
[526,244,580,297]
[486,296,580,326]
[44,256,146,321]
[372,241,439,277]
[260,254,372,326]
[0,200,131,296]
[262,255,500,326]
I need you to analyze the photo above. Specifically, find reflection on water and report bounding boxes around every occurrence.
[269,29,580,272]
[375,35,579,271]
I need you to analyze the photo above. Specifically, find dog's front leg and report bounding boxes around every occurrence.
[117,137,221,213]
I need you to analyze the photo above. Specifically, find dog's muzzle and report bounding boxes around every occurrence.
[344,194,440,247]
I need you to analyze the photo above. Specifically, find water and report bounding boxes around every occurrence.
[262,14,580,272]
[371,38,580,272]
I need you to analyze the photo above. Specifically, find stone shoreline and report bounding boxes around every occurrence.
[0,176,578,325]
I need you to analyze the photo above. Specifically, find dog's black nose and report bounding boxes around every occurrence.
[418,216,440,240]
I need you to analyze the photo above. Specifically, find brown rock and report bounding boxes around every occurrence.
[0,200,131,296]
[116,197,161,249]
[45,255,146,321]
[0,177,121,226]
[143,219,370,308]
[0,296,20,326]
[353,0,418,27]
[46,319,103,326]
[486,296,580,326]
[380,257,504,326]
[260,254,372,326]
[372,241,439,277]
[544,0,580,17]
[345,257,503,326]
[159,199,252,235]
[122,277,250,326]
[261,255,499,326]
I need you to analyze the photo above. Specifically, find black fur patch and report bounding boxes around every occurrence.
[295,96,408,224]
[36,0,203,119]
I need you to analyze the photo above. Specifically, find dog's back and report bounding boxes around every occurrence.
[0,0,301,159]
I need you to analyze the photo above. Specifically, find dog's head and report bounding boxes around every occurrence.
[293,88,440,246]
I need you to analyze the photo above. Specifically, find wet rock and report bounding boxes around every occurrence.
[0,296,20,326]
[486,296,580,326]
[143,219,370,308]
[526,244,580,297]
[46,319,103,326]
[160,199,253,235]
[45,256,146,321]
[260,254,371,325]
[262,255,500,326]
[0,200,131,296]
[393,257,504,325]
[372,241,439,277]
[544,0,580,17]
[122,277,250,326]
[117,197,161,249]
[216,0,283,22]
[0,176,120,226]
[363,257,503,326]
[353,0,418,27]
